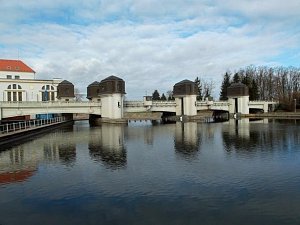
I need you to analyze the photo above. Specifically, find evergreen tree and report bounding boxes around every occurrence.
[152,90,160,100]
[194,76,203,100]
[233,72,241,83]
[249,79,259,100]
[161,93,167,101]
[242,73,251,87]
[219,72,231,100]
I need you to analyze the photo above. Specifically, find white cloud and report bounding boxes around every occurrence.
[0,0,299,99]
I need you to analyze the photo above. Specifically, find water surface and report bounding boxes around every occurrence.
[0,119,299,225]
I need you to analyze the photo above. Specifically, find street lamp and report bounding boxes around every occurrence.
[294,99,297,113]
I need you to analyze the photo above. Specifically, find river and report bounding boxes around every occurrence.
[0,119,299,225]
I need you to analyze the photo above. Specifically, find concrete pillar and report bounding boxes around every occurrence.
[175,97,183,115]
[101,93,124,119]
[181,95,197,116]
[239,96,249,114]
[228,96,249,115]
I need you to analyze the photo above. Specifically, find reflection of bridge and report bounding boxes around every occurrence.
[0,98,277,120]
[0,118,278,185]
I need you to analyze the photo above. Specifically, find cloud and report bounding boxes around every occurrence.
[0,0,299,99]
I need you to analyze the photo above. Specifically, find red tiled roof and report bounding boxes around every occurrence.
[0,59,36,73]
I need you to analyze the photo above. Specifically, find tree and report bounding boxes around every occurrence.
[74,88,84,102]
[249,79,259,100]
[167,90,175,100]
[203,80,215,99]
[219,72,231,100]
[194,76,203,100]
[232,72,241,83]
[161,93,167,101]
[152,90,160,100]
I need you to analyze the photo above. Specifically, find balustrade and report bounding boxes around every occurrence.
[0,117,65,135]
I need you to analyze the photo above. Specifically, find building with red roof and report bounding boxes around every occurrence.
[0,59,64,110]
[0,59,36,79]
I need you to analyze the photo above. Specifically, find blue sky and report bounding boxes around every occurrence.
[1,0,299,99]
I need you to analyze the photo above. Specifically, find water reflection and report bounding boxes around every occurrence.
[89,123,127,169]
[174,122,200,159]
[0,146,37,185]
[58,143,76,165]
[222,119,299,154]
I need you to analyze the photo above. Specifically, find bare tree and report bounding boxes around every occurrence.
[74,88,84,102]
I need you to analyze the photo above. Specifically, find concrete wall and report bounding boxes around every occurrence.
[100,93,124,119]
[0,71,35,80]
[228,96,249,114]
[175,95,197,116]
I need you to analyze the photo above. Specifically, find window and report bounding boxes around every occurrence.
[41,85,56,101]
[7,75,12,79]
[13,92,17,101]
[7,92,11,101]
[18,92,22,101]
[6,84,23,102]
[15,75,20,79]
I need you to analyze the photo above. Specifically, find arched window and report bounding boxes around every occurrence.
[41,85,55,101]
[7,84,23,102]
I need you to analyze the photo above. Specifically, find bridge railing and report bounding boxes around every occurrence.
[0,101,101,107]
[151,101,176,107]
[124,100,176,108]
[196,101,229,107]
[0,117,66,135]
[124,101,144,107]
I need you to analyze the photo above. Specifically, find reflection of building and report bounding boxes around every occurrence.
[89,124,126,169]
[0,146,38,185]
[0,126,77,185]
[222,119,280,153]
[174,122,200,159]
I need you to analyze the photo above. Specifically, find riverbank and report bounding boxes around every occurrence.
[246,112,300,118]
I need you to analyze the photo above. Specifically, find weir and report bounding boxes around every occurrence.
[0,76,278,124]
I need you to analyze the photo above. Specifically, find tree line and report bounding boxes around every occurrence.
[150,65,299,110]
[219,65,300,110]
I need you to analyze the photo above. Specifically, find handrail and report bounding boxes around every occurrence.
[0,101,101,107]
[0,117,66,135]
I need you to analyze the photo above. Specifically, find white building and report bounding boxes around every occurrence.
[0,59,62,102]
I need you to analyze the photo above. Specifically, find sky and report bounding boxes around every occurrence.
[0,0,299,99]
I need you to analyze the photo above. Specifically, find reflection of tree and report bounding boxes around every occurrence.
[222,120,297,154]
[89,124,127,169]
[58,143,76,165]
[174,122,200,160]
[89,144,126,169]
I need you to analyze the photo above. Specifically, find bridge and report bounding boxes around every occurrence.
[0,98,277,121]
[0,101,101,120]
[0,76,279,122]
